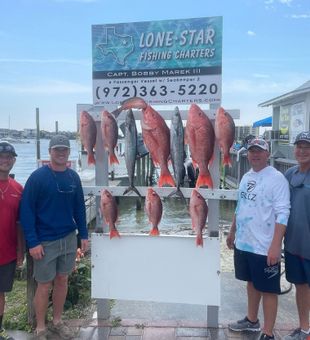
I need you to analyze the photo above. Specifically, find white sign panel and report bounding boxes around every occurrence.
[92,233,220,306]
[92,17,222,107]
[290,102,306,144]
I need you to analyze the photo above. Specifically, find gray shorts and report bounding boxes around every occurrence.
[0,260,16,292]
[33,231,77,283]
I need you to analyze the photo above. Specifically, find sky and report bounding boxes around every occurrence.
[0,0,309,132]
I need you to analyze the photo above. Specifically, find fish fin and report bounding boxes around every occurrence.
[196,173,213,189]
[209,153,214,166]
[158,171,176,187]
[123,186,142,197]
[223,154,232,167]
[121,97,147,110]
[87,153,96,165]
[109,153,119,165]
[110,228,120,239]
[149,227,160,236]
[111,107,123,119]
[167,188,186,202]
[141,119,152,131]
[192,160,198,169]
[196,234,203,247]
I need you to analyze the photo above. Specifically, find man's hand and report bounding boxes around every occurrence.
[16,250,24,267]
[267,243,281,266]
[226,230,235,250]
[29,245,45,260]
[80,239,89,253]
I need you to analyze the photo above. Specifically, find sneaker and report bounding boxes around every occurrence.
[259,333,274,340]
[33,329,48,340]
[283,328,310,340]
[49,321,75,339]
[0,328,14,340]
[228,316,261,332]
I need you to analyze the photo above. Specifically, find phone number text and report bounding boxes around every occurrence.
[95,83,218,100]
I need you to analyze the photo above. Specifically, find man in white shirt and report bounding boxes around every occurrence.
[226,138,290,340]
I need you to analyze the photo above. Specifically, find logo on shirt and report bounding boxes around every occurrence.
[240,180,257,201]
[264,265,279,279]
[247,180,256,192]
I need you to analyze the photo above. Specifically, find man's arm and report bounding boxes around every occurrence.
[226,214,236,250]
[267,223,286,266]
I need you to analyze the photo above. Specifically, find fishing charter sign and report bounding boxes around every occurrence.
[92,17,222,107]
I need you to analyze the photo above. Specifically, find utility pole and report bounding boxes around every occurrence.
[36,108,40,160]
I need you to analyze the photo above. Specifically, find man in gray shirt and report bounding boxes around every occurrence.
[283,131,310,340]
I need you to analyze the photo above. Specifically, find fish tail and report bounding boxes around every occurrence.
[149,227,160,236]
[121,97,147,110]
[87,153,96,165]
[196,233,203,247]
[109,152,119,165]
[196,172,213,189]
[167,188,186,202]
[158,169,175,187]
[123,186,142,197]
[110,228,120,239]
[223,154,232,167]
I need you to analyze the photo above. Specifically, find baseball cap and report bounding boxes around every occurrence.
[0,141,17,156]
[294,131,310,144]
[49,135,70,149]
[247,138,269,152]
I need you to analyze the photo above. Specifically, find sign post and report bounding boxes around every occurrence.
[87,17,231,327]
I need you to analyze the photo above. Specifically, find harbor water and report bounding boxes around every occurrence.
[9,139,236,232]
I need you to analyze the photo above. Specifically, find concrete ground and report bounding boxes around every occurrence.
[7,273,299,339]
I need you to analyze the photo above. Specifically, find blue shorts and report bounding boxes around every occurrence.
[0,260,16,292]
[285,251,310,287]
[234,247,281,294]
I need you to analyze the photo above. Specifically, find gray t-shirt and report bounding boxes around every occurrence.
[284,165,310,260]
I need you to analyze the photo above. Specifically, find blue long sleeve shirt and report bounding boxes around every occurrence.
[20,165,88,249]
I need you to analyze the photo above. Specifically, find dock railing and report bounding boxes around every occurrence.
[222,151,297,189]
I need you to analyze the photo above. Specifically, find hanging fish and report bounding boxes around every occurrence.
[117,97,175,187]
[100,189,120,239]
[185,104,215,189]
[101,110,119,165]
[189,189,208,247]
[145,188,162,236]
[123,110,141,197]
[168,107,185,199]
[215,107,235,167]
[79,111,97,165]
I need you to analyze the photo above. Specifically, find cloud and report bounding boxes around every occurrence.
[53,0,97,2]
[264,0,293,9]
[291,14,310,19]
[222,76,307,96]
[278,0,293,5]
[247,30,256,36]
[0,80,91,95]
[252,73,270,78]
[0,58,90,66]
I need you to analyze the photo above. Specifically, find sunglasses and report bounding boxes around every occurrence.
[50,167,76,194]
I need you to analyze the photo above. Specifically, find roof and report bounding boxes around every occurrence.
[252,116,272,128]
[259,80,310,107]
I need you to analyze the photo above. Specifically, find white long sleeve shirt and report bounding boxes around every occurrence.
[235,166,290,256]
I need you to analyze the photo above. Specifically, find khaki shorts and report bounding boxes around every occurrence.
[33,231,77,283]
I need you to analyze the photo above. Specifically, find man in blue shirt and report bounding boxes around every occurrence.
[20,135,88,340]
[283,131,310,340]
